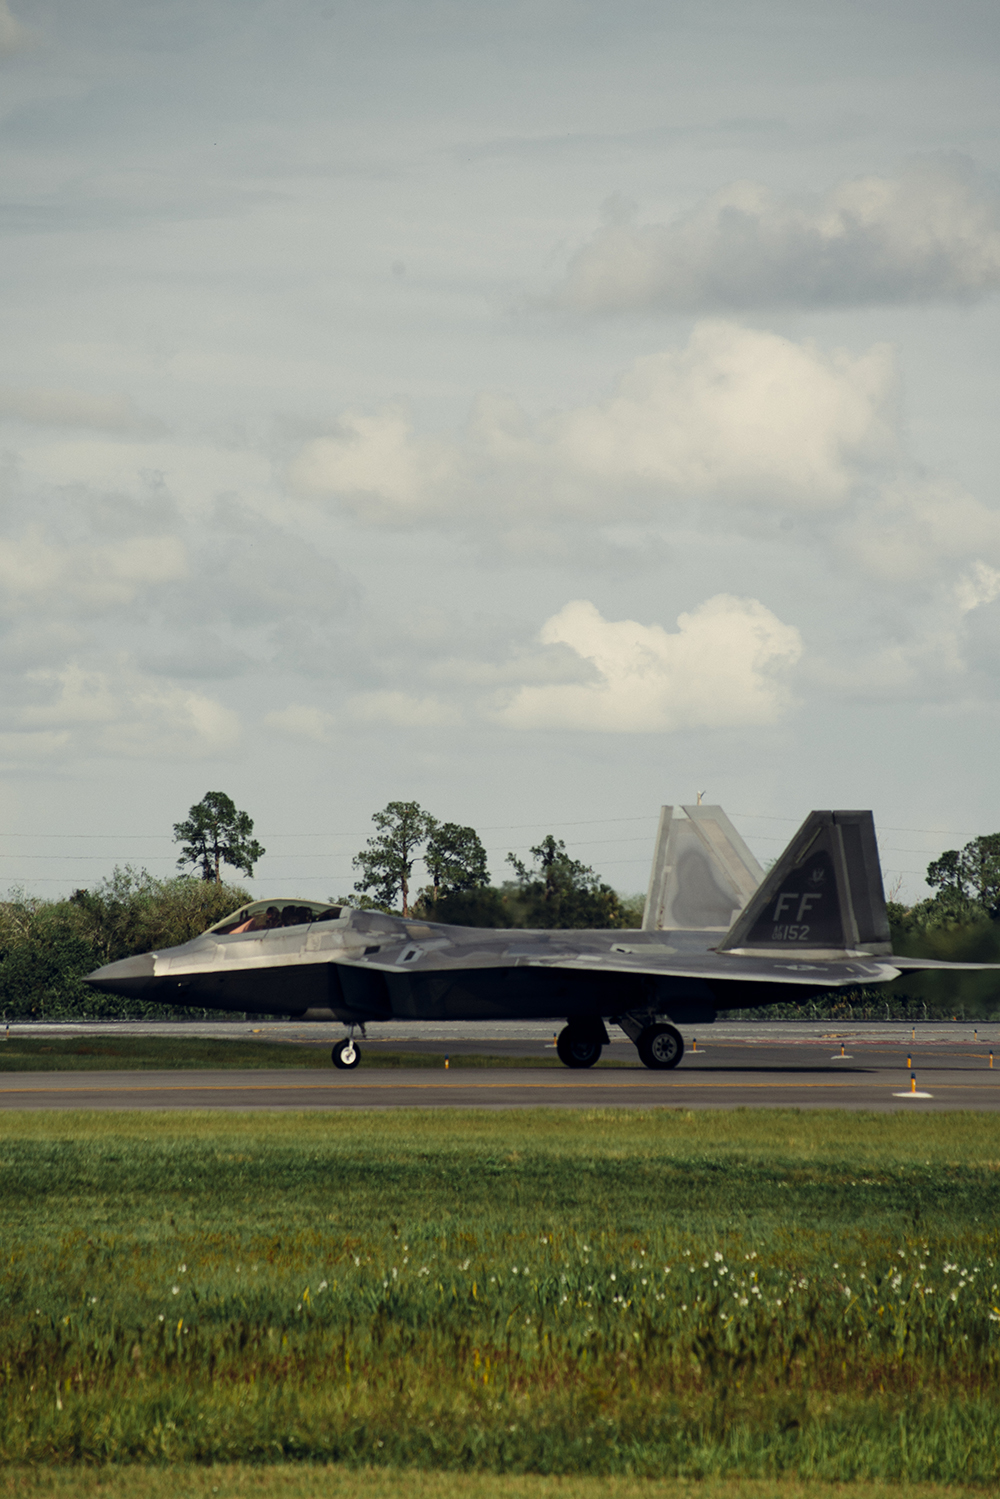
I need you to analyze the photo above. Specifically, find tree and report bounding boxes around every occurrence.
[70,867,251,959]
[419,886,511,927]
[926,833,1000,919]
[0,870,251,1021]
[424,822,489,901]
[173,792,265,883]
[353,801,437,916]
[506,834,629,929]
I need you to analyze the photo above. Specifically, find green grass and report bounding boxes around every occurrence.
[0,1036,620,1071]
[1,1110,999,1481]
[0,1468,984,1499]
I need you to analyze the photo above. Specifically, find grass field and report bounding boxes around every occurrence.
[0,1036,608,1071]
[1,1467,984,1499]
[1,1109,998,1485]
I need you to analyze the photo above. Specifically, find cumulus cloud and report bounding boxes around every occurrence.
[498,596,802,732]
[504,323,896,507]
[290,405,459,520]
[292,322,898,524]
[552,159,1000,313]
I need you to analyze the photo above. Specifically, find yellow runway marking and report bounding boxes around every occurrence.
[1,1076,994,1097]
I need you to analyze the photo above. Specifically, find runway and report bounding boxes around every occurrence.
[3,1025,999,1110]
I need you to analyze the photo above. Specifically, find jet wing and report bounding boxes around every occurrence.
[873,954,1000,971]
[335,931,902,989]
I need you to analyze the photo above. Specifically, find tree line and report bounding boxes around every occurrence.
[349,799,640,930]
[882,832,1000,1020]
[0,869,252,1022]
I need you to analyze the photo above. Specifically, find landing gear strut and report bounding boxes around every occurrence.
[556,1023,606,1069]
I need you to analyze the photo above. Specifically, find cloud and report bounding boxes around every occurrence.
[504,323,897,507]
[0,530,187,611]
[287,323,1000,643]
[291,322,899,525]
[264,704,336,743]
[498,596,802,732]
[0,481,357,685]
[552,159,1000,313]
[8,662,241,759]
[836,477,1000,585]
[289,405,460,520]
[0,1,29,57]
[797,550,1000,703]
[0,387,162,434]
[957,561,1000,615]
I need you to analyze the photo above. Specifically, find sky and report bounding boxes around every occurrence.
[2,0,1000,906]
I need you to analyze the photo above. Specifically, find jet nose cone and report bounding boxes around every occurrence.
[84,952,156,996]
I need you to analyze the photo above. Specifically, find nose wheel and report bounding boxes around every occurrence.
[332,1037,361,1069]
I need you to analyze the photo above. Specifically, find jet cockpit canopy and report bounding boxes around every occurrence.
[208,899,344,935]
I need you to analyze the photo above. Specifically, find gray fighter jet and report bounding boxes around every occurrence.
[85,808,990,1071]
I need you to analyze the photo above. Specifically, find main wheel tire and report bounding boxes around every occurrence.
[332,1038,361,1070]
[637,1023,684,1070]
[556,1025,603,1069]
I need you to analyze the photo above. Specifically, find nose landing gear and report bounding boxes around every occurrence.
[332,1023,365,1069]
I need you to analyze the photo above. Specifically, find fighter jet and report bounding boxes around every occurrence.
[85,808,991,1071]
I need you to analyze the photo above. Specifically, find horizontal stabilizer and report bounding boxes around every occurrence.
[643,804,764,931]
[718,810,891,957]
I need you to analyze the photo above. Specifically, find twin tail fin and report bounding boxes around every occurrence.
[643,804,764,931]
[718,810,891,957]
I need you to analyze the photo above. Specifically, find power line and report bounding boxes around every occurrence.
[0,813,988,840]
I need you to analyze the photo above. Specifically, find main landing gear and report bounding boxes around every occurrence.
[554,1018,685,1070]
[635,1023,684,1070]
[556,1021,608,1069]
[332,1024,365,1070]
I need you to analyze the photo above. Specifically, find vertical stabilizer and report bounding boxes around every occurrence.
[717,809,891,956]
[643,805,764,931]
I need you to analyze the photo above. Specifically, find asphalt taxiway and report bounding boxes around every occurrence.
[2,1022,998,1111]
